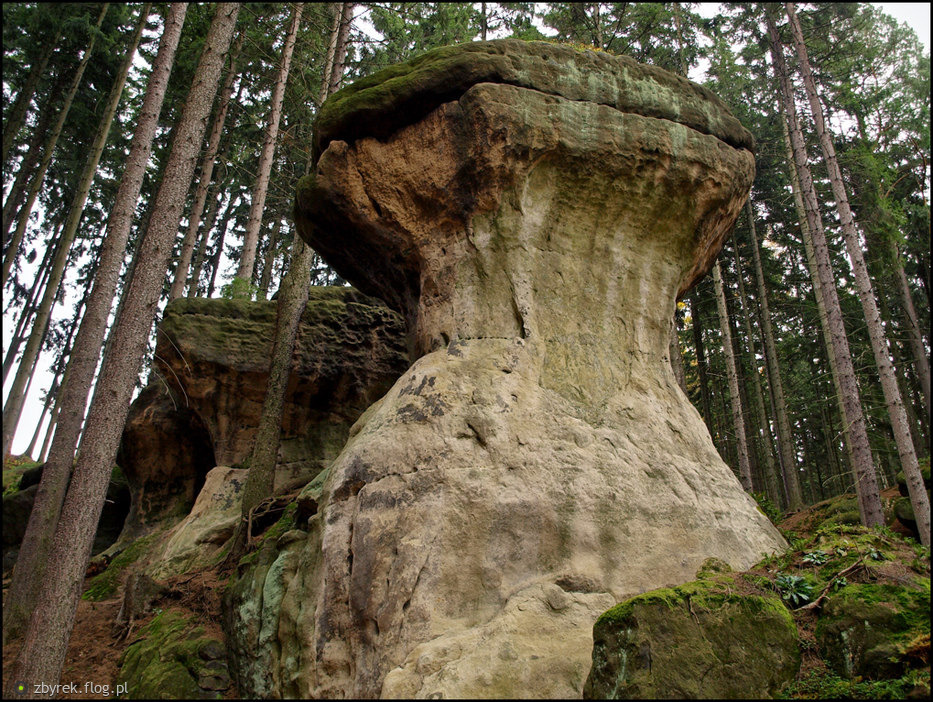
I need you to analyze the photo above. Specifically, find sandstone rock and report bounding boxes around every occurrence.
[277,39,784,698]
[149,466,246,579]
[583,580,800,698]
[816,583,930,680]
[118,384,216,538]
[117,289,408,538]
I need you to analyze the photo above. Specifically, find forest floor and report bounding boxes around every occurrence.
[2,565,235,699]
[1,484,926,698]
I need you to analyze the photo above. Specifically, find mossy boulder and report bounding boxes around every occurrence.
[816,582,931,680]
[584,580,800,699]
[117,610,230,699]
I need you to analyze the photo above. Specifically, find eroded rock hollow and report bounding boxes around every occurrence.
[281,39,784,698]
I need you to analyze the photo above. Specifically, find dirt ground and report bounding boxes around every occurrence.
[2,566,235,699]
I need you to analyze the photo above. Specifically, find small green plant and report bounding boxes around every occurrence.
[867,546,886,561]
[220,276,260,301]
[752,491,782,524]
[832,576,848,591]
[802,550,829,566]
[774,573,813,607]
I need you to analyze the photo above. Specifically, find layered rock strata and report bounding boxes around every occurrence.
[117,289,408,536]
[277,39,785,698]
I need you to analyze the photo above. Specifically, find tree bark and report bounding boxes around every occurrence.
[891,240,931,421]
[236,236,314,540]
[233,2,347,560]
[746,201,804,510]
[329,2,354,96]
[2,3,148,458]
[785,1,928,543]
[259,217,283,298]
[235,4,303,285]
[732,229,784,507]
[767,8,884,528]
[690,290,713,429]
[3,223,59,384]
[1,4,108,290]
[169,29,244,301]
[5,6,237,688]
[2,2,188,647]
[712,260,753,492]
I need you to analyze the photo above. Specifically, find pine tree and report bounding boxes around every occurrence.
[785,1,929,544]
[2,2,189,644]
[5,6,239,687]
[2,3,149,458]
[235,4,303,286]
[766,7,884,527]
[713,260,753,492]
[1,5,109,288]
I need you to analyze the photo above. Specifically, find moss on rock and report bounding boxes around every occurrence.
[816,582,931,680]
[117,610,230,699]
[82,533,158,601]
[585,580,800,698]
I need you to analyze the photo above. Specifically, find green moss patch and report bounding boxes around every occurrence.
[587,520,930,699]
[117,610,230,699]
[586,579,799,698]
[82,533,158,601]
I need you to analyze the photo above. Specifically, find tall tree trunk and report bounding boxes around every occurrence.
[781,117,852,456]
[746,202,804,510]
[2,28,61,166]
[6,6,238,686]
[234,2,348,559]
[690,291,713,428]
[2,3,188,646]
[2,3,148,459]
[785,2,929,544]
[329,2,354,95]
[187,83,243,296]
[189,187,223,296]
[24,378,56,460]
[767,9,884,528]
[3,223,59,384]
[1,4,108,290]
[712,261,753,492]
[891,241,931,421]
[732,231,784,507]
[235,4,302,285]
[235,235,314,553]
[169,29,244,301]
[259,217,283,298]
[207,195,237,297]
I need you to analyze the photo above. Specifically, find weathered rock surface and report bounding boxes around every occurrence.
[118,384,217,537]
[816,583,930,681]
[583,579,800,698]
[274,39,784,698]
[117,289,408,537]
[149,466,246,579]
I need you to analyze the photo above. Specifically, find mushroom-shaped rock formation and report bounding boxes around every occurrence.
[288,39,785,698]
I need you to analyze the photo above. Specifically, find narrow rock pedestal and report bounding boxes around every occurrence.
[285,39,785,698]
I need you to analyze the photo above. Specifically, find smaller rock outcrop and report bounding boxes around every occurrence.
[116,288,409,538]
[584,579,800,699]
[149,466,246,579]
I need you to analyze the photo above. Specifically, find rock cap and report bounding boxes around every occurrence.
[312,38,754,162]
